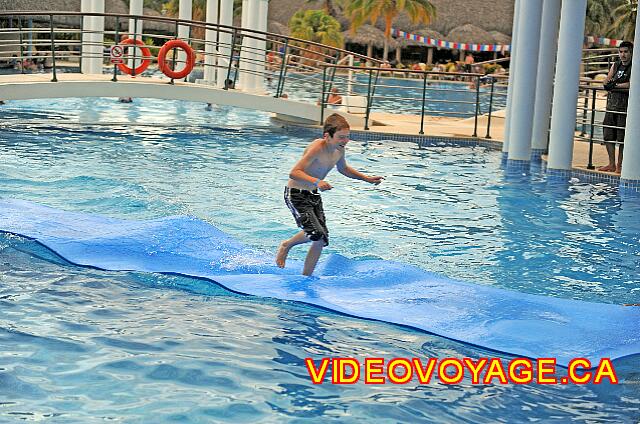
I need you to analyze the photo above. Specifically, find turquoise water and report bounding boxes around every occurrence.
[272,73,507,117]
[1,98,639,422]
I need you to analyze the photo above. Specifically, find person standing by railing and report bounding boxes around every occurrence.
[599,41,633,173]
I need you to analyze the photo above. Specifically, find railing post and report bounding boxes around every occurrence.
[587,88,597,170]
[49,15,57,82]
[170,19,179,84]
[320,66,327,124]
[275,38,288,97]
[18,17,24,74]
[112,16,120,82]
[364,69,376,131]
[132,17,139,78]
[485,77,495,139]
[419,71,428,135]
[225,29,237,90]
[473,75,480,137]
[78,14,83,73]
[580,87,588,136]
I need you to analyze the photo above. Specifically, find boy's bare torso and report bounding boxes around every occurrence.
[287,138,343,191]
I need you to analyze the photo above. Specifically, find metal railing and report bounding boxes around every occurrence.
[319,63,508,137]
[575,84,628,169]
[0,11,382,92]
[0,11,511,137]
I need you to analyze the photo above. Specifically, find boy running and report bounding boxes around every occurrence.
[276,113,384,276]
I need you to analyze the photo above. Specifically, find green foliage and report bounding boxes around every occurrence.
[346,0,436,39]
[609,0,637,41]
[586,0,637,40]
[288,9,344,48]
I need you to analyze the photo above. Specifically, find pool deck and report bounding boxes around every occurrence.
[363,109,621,179]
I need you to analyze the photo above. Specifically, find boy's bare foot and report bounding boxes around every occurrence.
[276,241,290,268]
[616,166,622,174]
[598,165,616,172]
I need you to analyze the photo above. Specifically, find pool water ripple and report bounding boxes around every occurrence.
[1,99,639,422]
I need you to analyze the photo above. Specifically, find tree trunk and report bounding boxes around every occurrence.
[325,0,338,18]
[367,43,373,58]
[427,47,433,65]
[395,45,402,63]
[383,39,389,61]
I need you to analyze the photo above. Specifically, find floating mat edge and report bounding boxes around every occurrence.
[1,198,638,366]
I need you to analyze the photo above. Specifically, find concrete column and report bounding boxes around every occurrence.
[506,0,543,164]
[502,0,521,155]
[254,0,269,93]
[177,0,192,71]
[81,0,92,73]
[204,0,219,83]
[81,0,105,74]
[128,0,143,70]
[531,0,562,161]
[620,12,640,186]
[246,0,260,91]
[547,0,588,174]
[238,0,250,89]
[216,0,234,88]
[92,0,105,75]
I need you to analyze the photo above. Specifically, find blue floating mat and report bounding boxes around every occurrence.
[1,198,639,366]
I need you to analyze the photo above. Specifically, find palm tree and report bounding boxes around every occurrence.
[164,0,207,39]
[289,9,344,48]
[608,0,637,41]
[306,0,343,18]
[586,0,618,37]
[346,0,436,61]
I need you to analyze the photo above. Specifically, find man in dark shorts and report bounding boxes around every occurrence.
[599,41,633,173]
[276,113,384,276]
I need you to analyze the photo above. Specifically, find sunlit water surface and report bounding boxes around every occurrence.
[0,98,638,423]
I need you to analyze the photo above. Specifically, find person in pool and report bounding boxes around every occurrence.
[276,113,384,276]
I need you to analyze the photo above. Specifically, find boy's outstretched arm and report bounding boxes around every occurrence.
[336,157,384,185]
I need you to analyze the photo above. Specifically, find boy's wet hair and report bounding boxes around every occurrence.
[323,113,350,137]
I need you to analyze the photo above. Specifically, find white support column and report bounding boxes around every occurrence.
[204,0,219,83]
[91,0,105,75]
[531,0,562,161]
[547,0,588,174]
[128,0,143,70]
[81,0,105,75]
[254,0,269,93]
[507,0,543,164]
[216,0,234,88]
[245,0,260,91]
[620,14,640,186]
[502,0,521,155]
[81,0,92,73]
[238,0,250,89]
[177,0,192,71]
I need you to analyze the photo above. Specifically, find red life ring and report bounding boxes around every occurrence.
[158,39,195,80]
[117,38,152,76]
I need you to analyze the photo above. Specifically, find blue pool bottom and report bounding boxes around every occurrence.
[1,198,638,366]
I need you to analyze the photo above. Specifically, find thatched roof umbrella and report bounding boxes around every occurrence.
[343,24,387,59]
[394,28,444,47]
[6,0,173,33]
[268,21,290,36]
[447,24,496,60]
[447,24,496,45]
[489,30,511,46]
[390,28,444,65]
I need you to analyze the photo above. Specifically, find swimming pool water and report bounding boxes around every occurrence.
[1,98,639,422]
[271,73,507,117]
